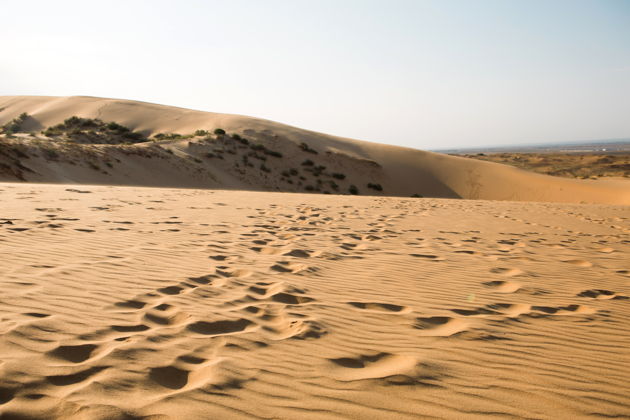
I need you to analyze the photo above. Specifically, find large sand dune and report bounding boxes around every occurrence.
[1,96,629,204]
[0,183,629,419]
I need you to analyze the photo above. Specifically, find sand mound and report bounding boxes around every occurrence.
[1,95,629,204]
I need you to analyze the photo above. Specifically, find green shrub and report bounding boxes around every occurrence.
[367,183,383,191]
[349,185,359,195]
[214,128,226,135]
[299,142,318,154]
[106,121,129,132]
[331,172,345,180]
[194,129,209,136]
[265,149,283,158]
[1,112,30,134]
[301,159,314,166]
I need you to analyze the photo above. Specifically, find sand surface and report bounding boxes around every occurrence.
[2,96,630,205]
[1,182,629,419]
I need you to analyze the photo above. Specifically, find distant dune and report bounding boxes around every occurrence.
[1,95,629,204]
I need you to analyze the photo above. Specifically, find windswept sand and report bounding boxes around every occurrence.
[1,182,629,419]
[2,95,629,205]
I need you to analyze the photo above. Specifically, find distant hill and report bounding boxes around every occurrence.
[1,95,629,204]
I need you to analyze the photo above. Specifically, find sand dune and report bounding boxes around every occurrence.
[1,95,629,204]
[1,182,629,419]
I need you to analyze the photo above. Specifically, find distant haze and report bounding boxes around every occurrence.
[1,0,629,149]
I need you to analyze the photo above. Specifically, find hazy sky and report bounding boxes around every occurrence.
[1,0,629,149]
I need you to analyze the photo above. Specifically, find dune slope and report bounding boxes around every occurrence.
[1,95,629,204]
[0,182,629,419]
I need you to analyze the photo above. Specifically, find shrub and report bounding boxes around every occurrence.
[153,133,187,140]
[214,128,226,135]
[232,133,241,140]
[122,131,145,141]
[299,142,318,154]
[1,112,30,134]
[301,159,314,166]
[305,185,315,191]
[289,168,299,176]
[348,185,359,195]
[265,149,283,158]
[106,121,129,132]
[411,193,423,198]
[42,148,59,160]
[331,172,346,180]
[195,129,209,136]
[260,163,271,173]
[367,183,383,191]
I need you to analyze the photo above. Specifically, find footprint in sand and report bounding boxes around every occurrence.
[48,343,101,363]
[414,316,468,336]
[149,359,221,390]
[577,289,628,300]
[347,302,411,314]
[485,303,532,318]
[188,274,226,287]
[144,306,191,326]
[531,304,596,316]
[215,266,253,278]
[46,366,108,386]
[187,318,257,336]
[326,352,418,381]
[252,306,325,340]
[410,253,444,261]
[250,246,286,255]
[483,280,522,293]
[270,261,312,274]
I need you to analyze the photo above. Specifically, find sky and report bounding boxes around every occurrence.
[1,0,629,150]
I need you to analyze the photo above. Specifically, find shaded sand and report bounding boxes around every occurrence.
[1,95,630,204]
[1,182,629,419]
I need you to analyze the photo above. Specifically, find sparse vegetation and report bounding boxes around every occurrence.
[265,149,283,158]
[153,133,193,140]
[42,116,147,144]
[299,142,318,154]
[464,152,630,179]
[194,130,209,136]
[349,185,359,195]
[1,113,30,135]
[331,172,346,180]
[302,159,314,166]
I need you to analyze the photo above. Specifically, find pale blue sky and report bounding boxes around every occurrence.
[1,0,629,149]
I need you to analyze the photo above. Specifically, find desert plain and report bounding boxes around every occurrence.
[0,96,629,419]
